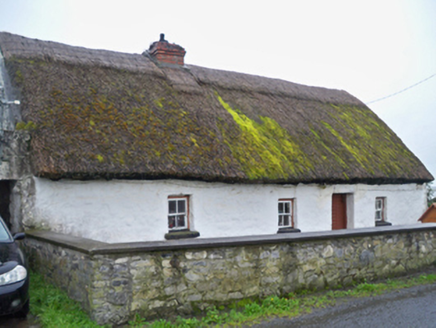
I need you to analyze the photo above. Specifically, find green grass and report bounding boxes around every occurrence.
[29,271,108,328]
[29,270,436,327]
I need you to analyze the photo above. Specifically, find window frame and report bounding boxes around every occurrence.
[278,198,294,228]
[168,195,190,231]
[375,197,386,222]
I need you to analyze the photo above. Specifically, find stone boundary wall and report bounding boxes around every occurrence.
[24,224,436,326]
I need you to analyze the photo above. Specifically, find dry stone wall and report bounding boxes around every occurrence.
[24,224,436,326]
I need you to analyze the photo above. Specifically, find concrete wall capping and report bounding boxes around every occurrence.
[25,230,108,254]
[26,224,436,255]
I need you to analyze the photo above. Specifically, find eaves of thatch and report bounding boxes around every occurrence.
[0,32,433,184]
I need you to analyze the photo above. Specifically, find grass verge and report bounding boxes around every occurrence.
[29,271,108,328]
[30,270,436,327]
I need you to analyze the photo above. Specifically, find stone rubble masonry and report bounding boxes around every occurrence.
[24,224,436,326]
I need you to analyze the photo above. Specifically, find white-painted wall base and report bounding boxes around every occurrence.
[25,178,427,243]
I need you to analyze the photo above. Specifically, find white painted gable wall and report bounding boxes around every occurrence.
[27,178,427,243]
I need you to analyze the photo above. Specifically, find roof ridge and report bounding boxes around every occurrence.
[0,32,163,76]
[188,64,363,105]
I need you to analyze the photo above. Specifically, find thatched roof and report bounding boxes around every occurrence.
[0,32,432,184]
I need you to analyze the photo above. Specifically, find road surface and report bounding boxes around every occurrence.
[0,314,39,328]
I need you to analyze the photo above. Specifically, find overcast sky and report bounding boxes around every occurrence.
[1,0,435,182]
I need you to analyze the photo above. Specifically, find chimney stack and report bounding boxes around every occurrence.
[146,33,186,66]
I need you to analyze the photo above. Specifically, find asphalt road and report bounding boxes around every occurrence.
[0,313,39,328]
[253,283,436,328]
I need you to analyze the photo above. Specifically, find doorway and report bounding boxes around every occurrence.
[0,180,11,229]
[332,193,347,230]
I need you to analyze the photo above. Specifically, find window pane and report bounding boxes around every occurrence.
[284,202,290,214]
[278,203,284,214]
[169,200,177,214]
[283,215,290,226]
[168,216,175,228]
[376,210,382,220]
[0,221,11,242]
[278,215,284,226]
[177,215,185,227]
[178,200,186,213]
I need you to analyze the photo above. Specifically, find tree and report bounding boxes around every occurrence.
[427,182,435,207]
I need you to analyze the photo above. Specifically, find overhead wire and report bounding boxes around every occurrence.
[366,73,436,104]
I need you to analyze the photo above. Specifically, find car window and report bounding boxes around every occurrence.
[0,220,12,242]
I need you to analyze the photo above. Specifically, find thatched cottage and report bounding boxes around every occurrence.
[0,32,432,243]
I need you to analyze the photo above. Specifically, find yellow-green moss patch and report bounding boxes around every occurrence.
[217,95,313,180]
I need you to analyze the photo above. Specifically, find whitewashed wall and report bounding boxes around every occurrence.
[25,178,427,243]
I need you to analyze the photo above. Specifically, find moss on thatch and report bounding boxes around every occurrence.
[216,95,314,180]
[0,32,432,184]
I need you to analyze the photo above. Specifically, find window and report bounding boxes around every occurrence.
[278,199,294,228]
[165,195,199,240]
[0,218,12,242]
[375,197,386,221]
[168,196,189,230]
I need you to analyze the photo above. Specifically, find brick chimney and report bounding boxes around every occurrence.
[146,33,186,66]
